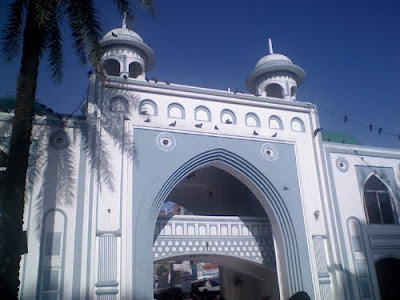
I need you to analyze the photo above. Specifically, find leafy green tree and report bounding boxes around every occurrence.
[0,0,155,298]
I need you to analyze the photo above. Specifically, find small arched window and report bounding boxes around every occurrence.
[265,83,284,99]
[139,100,158,116]
[220,109,236,125]
[363,175,397,224]
[103,59,120,76]
[269,115,283,130]
[129,62,143,78]
[110,97,128,112]
[290,86,297,98]
[245,113,260,127]
[168,103,185,119]
[195,106,211,122]
[291,117,305,132]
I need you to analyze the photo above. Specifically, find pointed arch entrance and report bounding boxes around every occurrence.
[375,258,400,300]
[132,148,306,299]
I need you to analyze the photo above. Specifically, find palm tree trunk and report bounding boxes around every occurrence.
[0,2,46,298]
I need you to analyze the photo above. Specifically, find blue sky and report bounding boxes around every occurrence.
[1,0,399,149]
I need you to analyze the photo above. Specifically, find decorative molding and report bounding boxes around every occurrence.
[154,215,275,268]
[261,143,278,161]
[312,236,333,299]
[96,234,119,297]
[156,132,176,152]
[336,157,349,173]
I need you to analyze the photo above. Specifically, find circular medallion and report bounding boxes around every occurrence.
[261,143,278,161]
[336,157,349,173]
[156,132,176,152]
[49,130,70,150]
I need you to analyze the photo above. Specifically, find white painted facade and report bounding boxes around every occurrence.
[0,25,398,300]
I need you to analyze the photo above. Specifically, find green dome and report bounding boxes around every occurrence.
[322,131,362,145]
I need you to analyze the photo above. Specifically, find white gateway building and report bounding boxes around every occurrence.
[5,24,400,300]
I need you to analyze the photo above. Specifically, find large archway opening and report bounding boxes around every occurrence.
[153,165,280,300]
[375,257,400,300]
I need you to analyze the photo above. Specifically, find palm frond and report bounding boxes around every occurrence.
[45,4,63,82]
[137,0,156,17]
[66,1,87,64]
[33,0,53,27]
[66,0,102,69]
[2,0,26,61]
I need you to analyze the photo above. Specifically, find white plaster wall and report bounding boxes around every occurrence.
[99,78,335,299]
[324,144,400,300]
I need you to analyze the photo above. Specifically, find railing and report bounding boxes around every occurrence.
[153,215,276,269]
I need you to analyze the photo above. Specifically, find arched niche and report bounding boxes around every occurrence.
[37,209,67,300]
[265,83,284,99]
[195,106,212,122]
[168,103,185,119]
[291,118,305,132]
[139,99,158,116]
[245,113,261,127]
[129,61,143,78]
[269,115,283,130]
[103,58,120,76]
[220,109,236,124]
[110,96,128,112]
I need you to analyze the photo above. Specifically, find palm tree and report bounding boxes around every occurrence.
[0,0,155,298]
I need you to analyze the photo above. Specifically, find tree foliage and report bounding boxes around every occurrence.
[0,0,155,298]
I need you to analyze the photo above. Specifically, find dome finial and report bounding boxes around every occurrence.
[268,38,274,54]
[122,12,127,29]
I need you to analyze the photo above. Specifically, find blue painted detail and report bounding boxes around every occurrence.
[220,109,236,124]
[95,288,119,295]
[156,132,176,152]
[95,281,119,287]
[168,103,185,119]
[355,166,397,195]
[245,112,261,127]
[140,99,158,116]
[291,117,305,132]
[132,129,313,299]
[268,115,283,130]
[194,105,212,122]
[336,157,349,173]
[261,143,278,161]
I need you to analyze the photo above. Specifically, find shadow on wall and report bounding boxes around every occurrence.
[21,88,142,299]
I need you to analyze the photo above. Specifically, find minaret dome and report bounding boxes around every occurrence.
[100,17,155,80]
[246,39,306,101]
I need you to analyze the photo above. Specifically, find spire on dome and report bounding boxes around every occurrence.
[268,38,274,54]
[122,12,127,29]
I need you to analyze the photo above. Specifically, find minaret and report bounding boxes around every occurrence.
[99,15,155,80]
[246,39,306,101]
